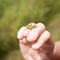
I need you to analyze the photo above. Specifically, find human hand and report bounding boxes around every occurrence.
[17,23,54,60]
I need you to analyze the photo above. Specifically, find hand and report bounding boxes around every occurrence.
[17,23,54,60]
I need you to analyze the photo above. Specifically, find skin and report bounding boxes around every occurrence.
[51,41,60,60]
[17,23,60,60]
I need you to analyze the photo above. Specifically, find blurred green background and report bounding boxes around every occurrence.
[0,0,60,60]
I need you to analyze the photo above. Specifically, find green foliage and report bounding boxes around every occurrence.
[0,0,60,60]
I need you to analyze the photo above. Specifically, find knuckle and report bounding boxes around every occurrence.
[45,30,51,38]
[17,33,22,40]
[37,23,45,30]
[17,26,26,39]
[17,30,21,39]
[20,26,26,31]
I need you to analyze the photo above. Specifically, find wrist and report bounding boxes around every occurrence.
[50,41,60,60]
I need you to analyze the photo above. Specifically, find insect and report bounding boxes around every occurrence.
[26,23,36,30]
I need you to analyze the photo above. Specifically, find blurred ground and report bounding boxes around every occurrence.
[0,0,60,60]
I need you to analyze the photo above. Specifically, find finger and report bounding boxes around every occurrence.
[32,31,51,49]
[19,38,28,44]
[26,55,34,60]
[17,26,30,40]
[27,23,45,42]
[22,28,30,38]
[29,49,42,60]
[17,26,26,40]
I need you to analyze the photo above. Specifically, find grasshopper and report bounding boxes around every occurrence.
[26,23,36,30]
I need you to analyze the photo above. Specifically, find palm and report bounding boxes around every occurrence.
[19,39,32,60]
[19,38,54,60]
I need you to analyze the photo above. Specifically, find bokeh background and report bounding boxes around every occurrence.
[0,0,60,60]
